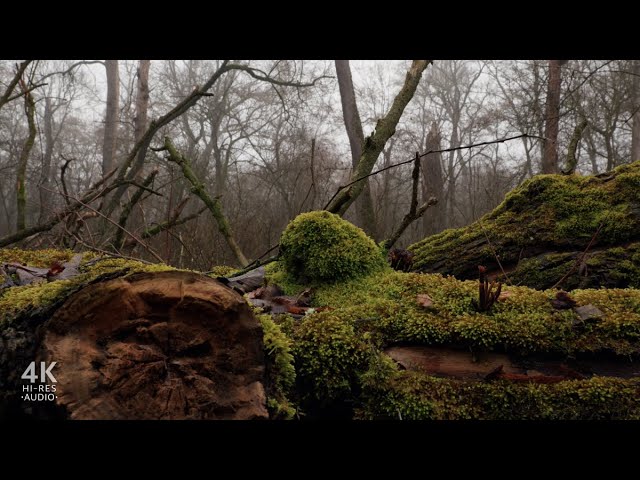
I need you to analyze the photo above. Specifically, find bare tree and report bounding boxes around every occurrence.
[16,84,36,231]
[542,60,566,174]
[102,60,119,176]
[134,60,151,143]
[335,60,377,239]
[631,59,640,161]
[421,122,444,235]
[327,60,431,216]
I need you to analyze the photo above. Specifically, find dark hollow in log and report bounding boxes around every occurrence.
[25,271,267,420]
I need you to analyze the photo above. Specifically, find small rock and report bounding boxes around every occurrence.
[574,304,604,322]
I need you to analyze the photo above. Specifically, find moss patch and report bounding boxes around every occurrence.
[259,313,297,419]
[410,161,640,288]
[272,268,640,412]
[359,365,640,420]
[0,248,76,268]
[279,211,386,285]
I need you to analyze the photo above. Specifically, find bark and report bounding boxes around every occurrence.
[163,137,248,267]
[542,60,565,174]
[102,60,120,176]
[0,270,268,420]
[0,61,32,111]
[38,97,55,223]
[16,88,36,232]
[421,122,445,235]
[134,60,151,143]
[326,60,431,216]
[335,60,377,239]
[563,118,588,174]
[632,60,640,161]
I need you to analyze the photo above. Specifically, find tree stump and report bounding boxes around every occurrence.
[3,271,268,420]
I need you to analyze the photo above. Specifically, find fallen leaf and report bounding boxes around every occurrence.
[498,291,512,302]
[551,290,577,310]
[47,261,66,278]
[416,294,434,308]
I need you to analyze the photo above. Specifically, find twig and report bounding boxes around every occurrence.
[50,187,165,263]
[478,221,511,285]
[551,223,604,289]
[59,154,74,206]
[381,152,438,250]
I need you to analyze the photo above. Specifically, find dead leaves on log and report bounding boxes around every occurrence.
[1,253,83,288]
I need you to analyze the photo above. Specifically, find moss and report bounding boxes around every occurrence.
[279,211,386,285]
[410,161,640,287]
[259,314,297,419]
[292,312,372,405]
[0,248,75,268]
[359,367,640,420]
[294,270,640,357]
[207,265,239,278]
[0,251,176,326]
[508,243,640,290]
[277,264,640,416]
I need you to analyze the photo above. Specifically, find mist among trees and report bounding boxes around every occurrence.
[1,59,638,269]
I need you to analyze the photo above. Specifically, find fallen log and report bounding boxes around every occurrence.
[409,161,640,290]
[1,264,268,419]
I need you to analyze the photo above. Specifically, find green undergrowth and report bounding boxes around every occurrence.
[258,313,297,419]
[409,161,640,285]
[266,266,640,411]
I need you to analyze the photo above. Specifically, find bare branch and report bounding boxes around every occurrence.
[324,133,536,211]
[0,60,32,110]
[226,63,332,87]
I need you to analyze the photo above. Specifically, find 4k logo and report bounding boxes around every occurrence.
[21,361,58,383]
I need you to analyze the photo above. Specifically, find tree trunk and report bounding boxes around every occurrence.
[421,122,445,235]
[335,60,377,239]
[16,88,36,232]
[38,97,55,223]
[542,60,565,174]
[0,270,267,420]
[134,60,151,143]
[102,60,119,176]
[632,60,640,162]
[327,60,431,216]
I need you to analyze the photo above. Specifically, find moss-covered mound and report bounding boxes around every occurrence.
[265,268,640,418]
[409,161,640,289]
[279,211,386,285]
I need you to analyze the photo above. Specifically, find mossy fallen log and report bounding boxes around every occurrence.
[409,161,640,289]
[0,251,268,419]
[267,267,640,418]
[4,206,640,420]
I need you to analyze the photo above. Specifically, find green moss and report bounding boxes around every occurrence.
[279,211,386,285]
[359,367,640,420]
[0,248,75,267]
[292,312,372,404]
[280,265,640,416]
[296,270,640,357]
[410,161,640,286]
[259,314,297,419]
[207,265,239,277]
